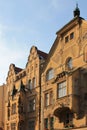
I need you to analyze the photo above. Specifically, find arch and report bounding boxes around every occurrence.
[46,68,54,81]
[65,57,73,70]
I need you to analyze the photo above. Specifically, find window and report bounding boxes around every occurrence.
[50,117,54,129]
[46,69,54,81]
[11,103,16,115]
[45,91,53,107]
[7,108,10,120]
[67,58,73,69]
[70,32,74,40]
[29,121,35,130]
[29,99,35,112]
[32,77,36,88]
[65,36,69,43]
[11,123,16,130]
[29,80,32,89]
[66,57,73,70]
[50,91,53,105]
[45,93,49,107]
[58,81,66,98]
[44,118,48,129]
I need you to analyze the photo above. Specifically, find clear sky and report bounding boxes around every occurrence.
[0,0,87,85]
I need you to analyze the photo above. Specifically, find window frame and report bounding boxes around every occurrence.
[65,36,69,43]
[46,68,54,81]
[70,32,74,40]
[28,79,32,90]
[11,103,16,115]
[29,98,36,112]
[57,81,67,98]
[45,93,49,107]
[44,118,48,129]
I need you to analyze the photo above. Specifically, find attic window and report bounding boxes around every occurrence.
[70,32,74,40]
[65,36,69,43]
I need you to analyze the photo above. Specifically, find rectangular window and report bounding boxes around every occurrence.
[29,99,35,112]
[58,81,66,98]
[11,103,16,115]
[70,32,74,40]
[44,118,48,129]
[11,123,16,130]
[45,93,49,107]
[65,36,69,43]
[50,117,54,129]
[29,121,35,130]
[50,91,53,105]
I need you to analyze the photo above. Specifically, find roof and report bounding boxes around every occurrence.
[42,16,85,72]
[56,16,84,35]
[14,66,23,74]
[37,49,48,59]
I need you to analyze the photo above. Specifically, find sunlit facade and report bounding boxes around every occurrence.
[1,6,87,130]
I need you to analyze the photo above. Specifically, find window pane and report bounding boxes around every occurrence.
[70,32,74,40]
[12,103,16,115]
[46,69,54,81]
[67,58,72,69]
[33,77,36,88]
[44,118,48,129]
[58,81,66,98]
[50,117,54,129]
[29,99,36,112]
[65,36,69,43]
[29,80,32,89]
[45,93,49,106]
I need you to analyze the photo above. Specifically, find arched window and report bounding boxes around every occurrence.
[28,80,32,89]
[32,77,36,88]
[46,68,54,81]
[66,57,73,70]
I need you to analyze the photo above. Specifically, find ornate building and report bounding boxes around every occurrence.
[0,84,6,130]
[1,5,87,130]
[41,5,87,130]
[5,46,48,130]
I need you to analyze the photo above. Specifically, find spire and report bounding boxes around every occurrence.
[73,3,80,17]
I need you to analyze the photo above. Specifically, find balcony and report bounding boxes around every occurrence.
[53,94,79,118]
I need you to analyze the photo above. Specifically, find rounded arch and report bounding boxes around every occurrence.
[46,68,54,81]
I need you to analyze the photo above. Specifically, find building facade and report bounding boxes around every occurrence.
[1,5,87,130]
[0,84,6,130]
[41,6,87,130]
[4,46,48,130]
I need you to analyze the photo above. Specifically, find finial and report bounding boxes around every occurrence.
[73,2,80,17]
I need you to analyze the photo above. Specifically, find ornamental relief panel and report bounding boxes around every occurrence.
[52,96,70,111]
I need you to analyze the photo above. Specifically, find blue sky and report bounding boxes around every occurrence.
[0,0,87,85]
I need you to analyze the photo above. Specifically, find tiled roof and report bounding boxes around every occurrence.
[14,67,23,74]
[37,50,48,59]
